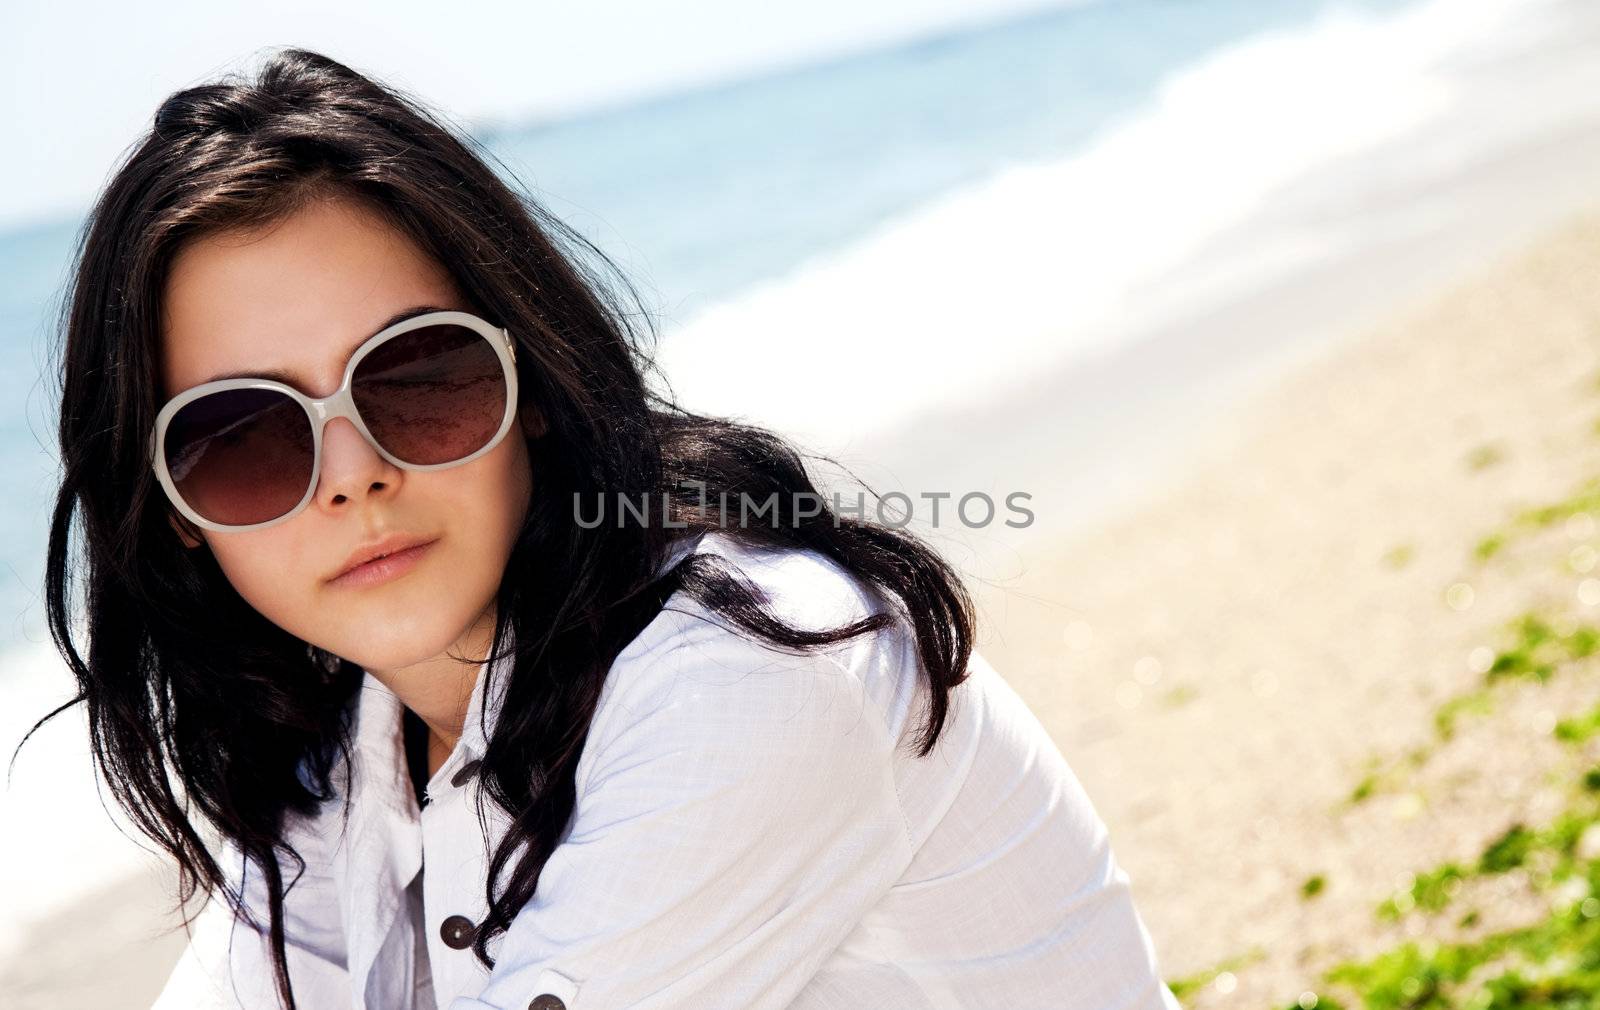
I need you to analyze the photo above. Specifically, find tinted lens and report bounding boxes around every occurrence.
[163,387,314,527]
[352,323,508,465]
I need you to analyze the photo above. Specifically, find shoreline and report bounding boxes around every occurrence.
[831,92,1600,590]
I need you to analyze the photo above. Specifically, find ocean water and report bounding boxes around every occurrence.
[10,0,1581,952]
[483,0,1414,322]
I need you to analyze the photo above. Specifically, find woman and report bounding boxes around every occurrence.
[32,46,1180,1010]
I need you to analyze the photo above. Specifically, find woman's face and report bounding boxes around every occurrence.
[158,195,536,675]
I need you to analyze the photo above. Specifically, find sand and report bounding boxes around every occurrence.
[963,205,1600,1004]
[9,207,1600,1007]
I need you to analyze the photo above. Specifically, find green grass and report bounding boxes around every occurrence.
[1554,704,1600,745]
[1475,534,1507,563]
[1239,461,1600,1008]
[1169,406,1600,1007]
[1387,543,1418,569]
[1166,947,1267,1001]
[1162,683,1200,709]
[1377,863,1467,921]
[1511,478,1600,535]
[1348,609,1600,807]
[1324,771,1600,1008]
[1466,444,1506,471]
[1434,689,1496,742]
[1325,899,1600,1009]
[1468,476,1600,566]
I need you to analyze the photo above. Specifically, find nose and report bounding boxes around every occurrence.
[315,416,404,513]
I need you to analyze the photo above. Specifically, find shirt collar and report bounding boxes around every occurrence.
[352,531,711,788]
[362,653,503,802]
[454,631,511,766]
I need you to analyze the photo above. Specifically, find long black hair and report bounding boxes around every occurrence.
[25,46,975,1010]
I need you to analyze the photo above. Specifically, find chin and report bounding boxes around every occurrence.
[320,618,467,672]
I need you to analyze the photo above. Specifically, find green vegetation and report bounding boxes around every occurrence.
[1465,443,1505,471]
[1480,613,1599,686]
[1347,748,1430,807]
[1468,477,1600,566]
[1554,703,1600,745]
[1345,610,1600,808]
[1386,543,1417,569]
[1433,689,1495,743]
[1162,683,1199,709]
[1474,534,1505,563]
[1175,465,1600,1006]
[1165,947,1267,1001]
[1376,863,1466,921]
[1312,754,1600,1007]
[1326,909,1600,1010]
[1292,476,1600,1007]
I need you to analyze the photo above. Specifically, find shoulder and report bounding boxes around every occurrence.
[660,529,891,634]
[576,531,918,791]
[626,530,898,673]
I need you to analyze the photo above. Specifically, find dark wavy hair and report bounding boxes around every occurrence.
[23,46,975,1010]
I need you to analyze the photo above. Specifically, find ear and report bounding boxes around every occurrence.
[518,402,548,439]
[166,509,206,549]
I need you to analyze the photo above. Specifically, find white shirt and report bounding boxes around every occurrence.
[153,530,1180,1010]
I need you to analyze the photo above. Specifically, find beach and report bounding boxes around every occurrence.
[964,205,1600,1003]
[5,201,1600,1006]
[5,1,1600,1003]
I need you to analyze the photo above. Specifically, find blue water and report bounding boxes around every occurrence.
[0,0,1419,654]
[489,0,1414,317]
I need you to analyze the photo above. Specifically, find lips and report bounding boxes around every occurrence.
[330,532,439,583]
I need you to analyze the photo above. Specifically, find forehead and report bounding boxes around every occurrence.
[159,195,464,399]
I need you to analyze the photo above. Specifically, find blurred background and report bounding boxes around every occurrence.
[5,0,1600,1006]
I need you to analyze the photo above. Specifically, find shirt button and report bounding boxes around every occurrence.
[450,758,484,789]
[439,914,477,950]
[528,997,567,1010]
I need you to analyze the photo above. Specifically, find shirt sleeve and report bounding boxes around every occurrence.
[149,822,351,1008]
[450,609,915,1010]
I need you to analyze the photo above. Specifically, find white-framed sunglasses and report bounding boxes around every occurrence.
[149,309,520,533]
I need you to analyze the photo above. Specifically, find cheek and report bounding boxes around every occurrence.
[508,433,533,521]
[461,430,533,544]
[206,529,314,626]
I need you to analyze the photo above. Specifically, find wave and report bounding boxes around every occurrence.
[652,0,1559,456]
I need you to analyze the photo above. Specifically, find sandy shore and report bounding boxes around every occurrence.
[963,205,1600,1003]
[9,207,1600,1006]
[1,865,193,1007]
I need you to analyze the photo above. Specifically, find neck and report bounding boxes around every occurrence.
[367,603,496,765]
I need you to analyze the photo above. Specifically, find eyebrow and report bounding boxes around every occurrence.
[197,304,455,387]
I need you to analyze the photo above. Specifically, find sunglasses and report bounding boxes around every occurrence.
[149,309,520,533]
